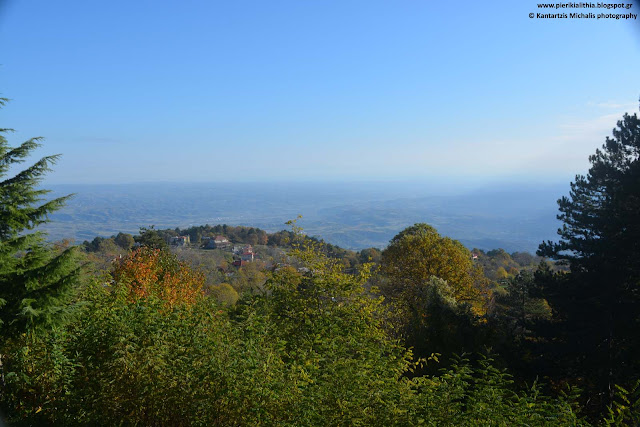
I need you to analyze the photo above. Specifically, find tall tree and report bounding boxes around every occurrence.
[379,224,491,362]
[0,97,80,338]
[114,232,135,250]
[538,109,640,413]
[134,225,168,249]
[381,223,489,313]
[539,111,640,273]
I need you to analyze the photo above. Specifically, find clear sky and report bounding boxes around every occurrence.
[1,0,639,184]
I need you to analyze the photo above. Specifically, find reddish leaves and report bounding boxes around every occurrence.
[111,247,204,308]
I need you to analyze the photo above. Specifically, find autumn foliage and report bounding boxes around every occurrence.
[111,246,204,307]
[381,223,490,315]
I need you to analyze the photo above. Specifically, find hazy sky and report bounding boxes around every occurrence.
[1,0,639,184]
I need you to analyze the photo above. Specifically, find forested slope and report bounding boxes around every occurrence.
[2,103,640,425]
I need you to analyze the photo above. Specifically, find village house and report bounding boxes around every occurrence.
[234,244,253,254]
[233,244,254,262]
[205,235,232,250]
[231,244,256,266]
[170,235,190,246]
[232,259,249,268]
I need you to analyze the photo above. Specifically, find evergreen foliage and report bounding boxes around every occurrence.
[0,98,80,338]
[537,110,640,413]
[0,99,82,421]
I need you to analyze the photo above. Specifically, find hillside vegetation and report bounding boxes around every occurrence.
[1,102,640,425]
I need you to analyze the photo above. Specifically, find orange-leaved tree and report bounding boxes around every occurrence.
[111,246,204,308]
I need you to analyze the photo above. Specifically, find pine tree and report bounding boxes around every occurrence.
[0,97,80,339]
[537,108,640,415]
[538,111,640,273]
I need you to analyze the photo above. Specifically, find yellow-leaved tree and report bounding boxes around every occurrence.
[381,223,489,312]
[379,223,491,361]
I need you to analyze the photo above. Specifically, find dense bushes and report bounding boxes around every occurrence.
[1,243,586,426]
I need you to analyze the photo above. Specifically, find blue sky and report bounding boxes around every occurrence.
[1,0,639,184]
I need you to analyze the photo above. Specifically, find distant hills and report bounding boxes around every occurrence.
[43,181,567,253]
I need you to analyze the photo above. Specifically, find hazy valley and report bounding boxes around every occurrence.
[44,180,566,253]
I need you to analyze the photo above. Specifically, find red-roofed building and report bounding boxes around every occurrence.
[232,259,249,268]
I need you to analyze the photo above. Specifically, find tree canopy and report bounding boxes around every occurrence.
[537,109,640,413]
[0,98,80,338]
[2,225,583,425]
[539,111,640,273]
[381,223,489,313]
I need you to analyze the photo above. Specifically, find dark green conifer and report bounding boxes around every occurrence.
[0,97,80,338]
[538,108,640,415]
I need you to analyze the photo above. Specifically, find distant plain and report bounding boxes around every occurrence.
[44,180,567,253]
